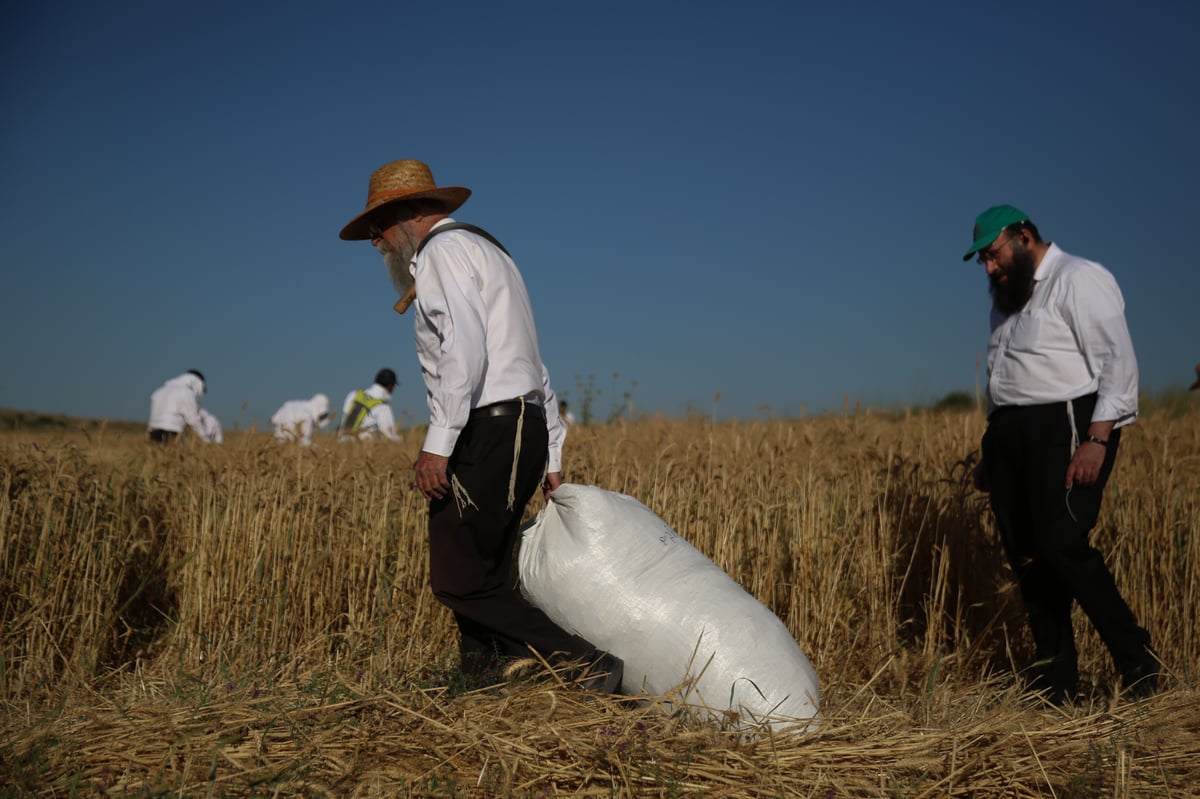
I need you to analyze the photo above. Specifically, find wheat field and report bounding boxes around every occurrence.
[2,405,1199,797]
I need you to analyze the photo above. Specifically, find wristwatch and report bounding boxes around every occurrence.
[1083,435,1108,447]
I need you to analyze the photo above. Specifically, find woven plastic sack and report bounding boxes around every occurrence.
[519,484,819,729]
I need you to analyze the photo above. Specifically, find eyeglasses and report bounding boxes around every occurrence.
[367,206,416,241]
[368,219,406,241]
[366,211,398,241]
[976,233,1020,265]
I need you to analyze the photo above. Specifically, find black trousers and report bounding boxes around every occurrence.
[148,429,178,444]
[982,394,1151,691]
[427,410,594,674]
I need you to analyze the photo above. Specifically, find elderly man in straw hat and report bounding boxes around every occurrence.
[964,204,1158,704]
[340,160,622,692]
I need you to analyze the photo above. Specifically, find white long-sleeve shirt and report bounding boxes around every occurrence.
[986,243,1139,427]
[148,373,207,437]
[339,383,400,441]
[410,218,566,472]
[271,395,330,445]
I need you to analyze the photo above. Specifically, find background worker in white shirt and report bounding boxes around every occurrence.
[270,393,331,446]
[339,160,620,692]
[558,400,578,426]
[147,370,209,444]
[198,408,223,444]
[965,204,1157,703]
[339,369,401,442]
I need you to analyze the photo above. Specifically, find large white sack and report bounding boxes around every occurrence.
[519,484,819,729]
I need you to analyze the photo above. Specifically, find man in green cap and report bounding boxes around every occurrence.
[965,204,1158,703]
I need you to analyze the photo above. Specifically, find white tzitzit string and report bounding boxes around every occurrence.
[1066,399,1080,456]
[506,398,526,511]
[451,474,477,516]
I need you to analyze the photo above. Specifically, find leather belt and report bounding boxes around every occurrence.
[469,400,544,421]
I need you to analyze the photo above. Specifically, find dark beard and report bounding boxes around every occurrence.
[988,246,1037,316]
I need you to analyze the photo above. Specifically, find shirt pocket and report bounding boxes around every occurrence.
[1007,308,1072,355]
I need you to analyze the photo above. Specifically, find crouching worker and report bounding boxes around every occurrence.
[339,159,621,691]
[148,370,209,444]
[270,394,331,446]
[339,369,402,442]
[199,408,224,444]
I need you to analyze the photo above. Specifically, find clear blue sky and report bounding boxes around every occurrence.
[2,1,1198,429]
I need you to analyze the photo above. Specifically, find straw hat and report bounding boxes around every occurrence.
[339,160,471,241]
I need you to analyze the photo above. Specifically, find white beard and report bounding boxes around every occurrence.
[385,249,415,296]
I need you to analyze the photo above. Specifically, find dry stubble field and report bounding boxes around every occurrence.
[2,406,1199,797]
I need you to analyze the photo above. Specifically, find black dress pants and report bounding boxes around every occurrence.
[427,410,594,674]
[982,394,1151,692]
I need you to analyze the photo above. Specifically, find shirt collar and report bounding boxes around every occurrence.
[1034,242,1064,282]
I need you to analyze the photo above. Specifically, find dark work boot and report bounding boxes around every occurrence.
[1021,658,1078,707]
[1024,675,1077,706]
[1121,653,1160,700]
[576,651,624,694]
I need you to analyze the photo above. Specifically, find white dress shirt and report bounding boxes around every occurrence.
[339,383,400,441]
[987,243,1138,427]
[148,373,207,437]
[410,218,566,472]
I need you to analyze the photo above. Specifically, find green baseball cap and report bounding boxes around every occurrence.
[962,204,1030,261]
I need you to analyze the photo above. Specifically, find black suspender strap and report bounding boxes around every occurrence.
[394,223,511,315]
[415,222,511,258]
